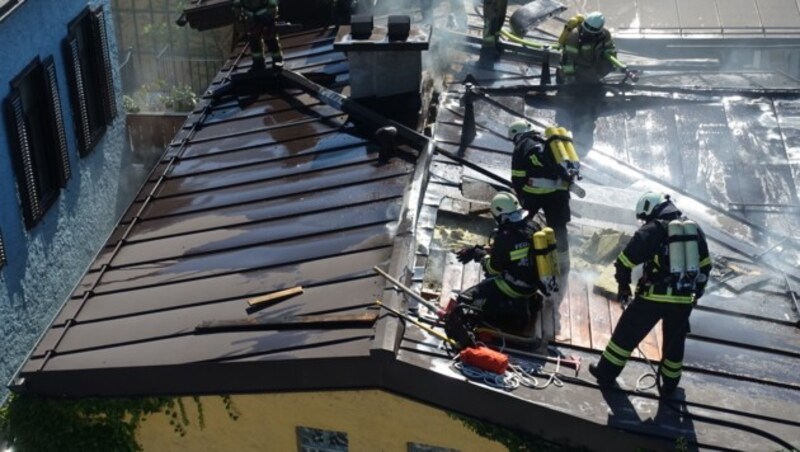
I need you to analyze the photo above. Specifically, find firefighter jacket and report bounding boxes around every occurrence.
[511,131,569,196]
[234,0,278,21]
[482,220,542,298]
[615,205,712,304]
[561,26,616,80]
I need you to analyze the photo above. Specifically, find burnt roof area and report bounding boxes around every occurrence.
[12,2,800,451]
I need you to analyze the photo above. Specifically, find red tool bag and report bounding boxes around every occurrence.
[459,346,509,374]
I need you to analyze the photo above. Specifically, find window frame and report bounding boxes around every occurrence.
[63,5,116,156]
[4,56,71,229]
[296,426,349,452]
[0,0,25,23]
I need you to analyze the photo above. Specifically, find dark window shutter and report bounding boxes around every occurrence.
[0,231,5,269]
[43,57,71,186]
[91,7,116,124]
[64,36,92,154]
[5,94,43,227]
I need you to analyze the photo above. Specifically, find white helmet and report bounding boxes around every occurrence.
[635,191,668,220]
[582,11,605,34]
[491,192,527,223]
[508,119,533,140]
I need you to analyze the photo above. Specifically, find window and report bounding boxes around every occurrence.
[4,56,70,229]
[407,443,460,452]
[0,0,25,22]
[64,6,115,156]
[296,426,348,452]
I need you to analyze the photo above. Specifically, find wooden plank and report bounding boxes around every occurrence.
[541,293,556,343]
[555,277,572,343]
[587,286,613,351]
[439,252,464,309]
[247,286,303,307]
[196,311,378,333]
[568,275,592,349]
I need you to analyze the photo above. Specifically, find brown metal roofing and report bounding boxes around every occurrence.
[16,27,416,395]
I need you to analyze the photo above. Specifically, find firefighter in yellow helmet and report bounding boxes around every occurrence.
[482,0,508,52]
[557,11,617,84]
[233,0,284,71]
[444,192,546,348]
[589,192,712,396]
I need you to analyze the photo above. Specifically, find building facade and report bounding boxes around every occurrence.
[0,0,131,401]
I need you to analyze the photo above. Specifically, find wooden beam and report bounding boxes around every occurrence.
[196,311,378,334]
[247,286,304,307]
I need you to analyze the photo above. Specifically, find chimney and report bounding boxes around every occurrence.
[334,15,431,99]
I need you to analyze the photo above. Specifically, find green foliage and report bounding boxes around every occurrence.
[123,95,140,113]
[162,83,198,112]
[127,80,197,113]
[0,393,239,452]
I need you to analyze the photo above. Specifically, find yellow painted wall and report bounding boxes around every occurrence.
[137,390,507,452]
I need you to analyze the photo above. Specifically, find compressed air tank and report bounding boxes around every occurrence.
[683,219,700,274]
[533,230,553,281]
[543,227,559,278]
[557,127,580,165]
[668,220,685,276]
[545,127,567,164]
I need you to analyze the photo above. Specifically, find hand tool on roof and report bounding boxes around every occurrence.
[373,266,443,316]
[508,0,567,37]
[195,310,378,333]
[485,344,581,373]
[375,300,457,346]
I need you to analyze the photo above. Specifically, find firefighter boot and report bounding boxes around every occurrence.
[588,361,618,387]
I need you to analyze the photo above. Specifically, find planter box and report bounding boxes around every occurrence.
[125,112,187,156]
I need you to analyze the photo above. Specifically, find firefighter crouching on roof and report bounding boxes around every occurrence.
[509,119,576,274]
[233,0,284,71]
[589,192,712,396]
[557,11,617,84]
[443,192,554,348]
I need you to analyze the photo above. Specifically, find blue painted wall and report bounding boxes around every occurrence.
[0,0,133,401]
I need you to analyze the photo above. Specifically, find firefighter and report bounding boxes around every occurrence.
[508,119,574,273]
[588,192,712,396]
[482,0,508,52]
[444,192,545,348]
[233,0,284,71]
[557,11,617,84]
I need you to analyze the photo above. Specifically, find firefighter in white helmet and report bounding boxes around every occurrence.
[589,192,712,396]
[557,11,617,84]
[444,192,545,348]
[508,119,575,273]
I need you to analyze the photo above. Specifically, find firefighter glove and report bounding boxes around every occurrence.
[617,283,632,308]
[456,245,487,264]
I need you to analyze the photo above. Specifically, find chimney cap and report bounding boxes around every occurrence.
[350,14,374,40]
[387,15,410,41]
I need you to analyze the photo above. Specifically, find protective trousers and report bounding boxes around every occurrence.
[482,0,508,46]
[453,277,539,337]
[247,22,283,68]
[594,297,691,393]
[521,190,571,272]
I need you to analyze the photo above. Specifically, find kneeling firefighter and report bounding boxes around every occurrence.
[589,192,712,395]
[444,192,558,348]
[557,11,617,84]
